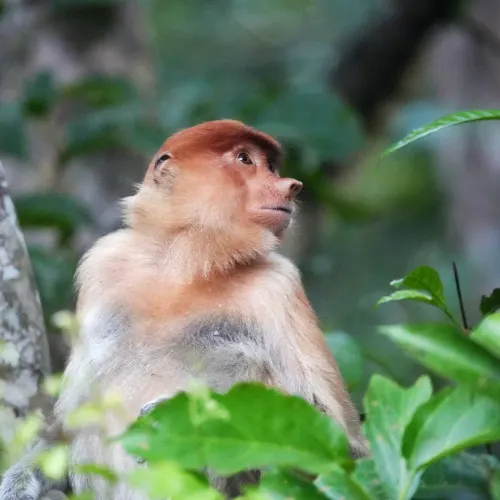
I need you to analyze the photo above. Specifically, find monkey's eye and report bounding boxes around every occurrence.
[154,152,171,169]
[268,161,277,174]
[237,151,253,165]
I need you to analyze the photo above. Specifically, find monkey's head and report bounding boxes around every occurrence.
[127,120,302,249]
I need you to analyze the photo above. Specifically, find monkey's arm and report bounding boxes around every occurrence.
[284,287,368,458]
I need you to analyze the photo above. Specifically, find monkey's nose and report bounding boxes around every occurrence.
[286,179,303,198]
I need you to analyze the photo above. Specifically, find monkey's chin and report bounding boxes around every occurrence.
[253,208,292,234]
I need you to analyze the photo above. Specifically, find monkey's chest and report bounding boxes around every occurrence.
[168,316,271,390]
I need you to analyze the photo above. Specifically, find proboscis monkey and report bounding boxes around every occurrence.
[0,120,367,500]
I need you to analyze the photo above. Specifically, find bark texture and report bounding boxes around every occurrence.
[0,162,52,421]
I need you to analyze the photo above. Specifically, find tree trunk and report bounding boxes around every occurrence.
[0,162,52,424]
[427,0,500,301]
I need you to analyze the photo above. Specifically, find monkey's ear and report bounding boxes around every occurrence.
[154,152,171,170]
[151,151,174,187]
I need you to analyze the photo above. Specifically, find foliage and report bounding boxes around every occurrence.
[4,265,500,499]
[14,192,93,325]
[383,109,500,157]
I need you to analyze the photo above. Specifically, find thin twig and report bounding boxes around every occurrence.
[452,262,468,331]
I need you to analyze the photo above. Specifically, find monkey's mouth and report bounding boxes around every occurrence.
[254,206,293,232]
[261,206,292,214]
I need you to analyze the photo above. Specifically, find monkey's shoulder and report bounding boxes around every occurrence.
[234,252,301,299]
[76,229,136,290]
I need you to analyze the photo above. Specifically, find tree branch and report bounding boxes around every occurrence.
[331,0,462,130]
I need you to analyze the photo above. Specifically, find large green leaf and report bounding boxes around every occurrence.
[362,375,432,500]
[383,110,500,157]
[257,469,328,500]
[22,72,57,118]
[316,465,370,500]
[403,386,500,470]
[470,312,500,359]
[0,101,28,158]
[127,462,223,500]
[14,193,94,244]
[379,323,500,391]
[324,331,364,390]
[416,452,500,500]
[377,266,457,326]
[120,383,350,476]
[352,459,387,500]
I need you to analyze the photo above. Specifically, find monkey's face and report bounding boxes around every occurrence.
[136,120,302,239]
[219,144,302,236]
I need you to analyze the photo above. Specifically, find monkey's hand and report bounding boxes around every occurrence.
[41,491,69,500]
[0,464,69,500]
[139,397,170,419]
[132,397,171,465]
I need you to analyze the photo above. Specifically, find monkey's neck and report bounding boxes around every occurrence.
[148,226,279,282]
[123,190,280,281]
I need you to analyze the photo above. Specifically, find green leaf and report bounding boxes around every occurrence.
[127,462,223,500]
[491,469,500,500]
[62,75,138,109]
[377,290,434,306]
[404,385,500,470]
[480,289,500,316]
[14,193,94,243]
[324,331,364,390]
[352,459,387,500]
[417,452,500,500]
[36,444,69,480]
[316,465,370,500]
[258,469,328,500]
[22,71,57,118]
[391,267,444,302]
[470,312,500,359]
[120,383,350,476]
[0,101,28,158]
[379,266,457,325]
[383,109,500,157]
[363,375,432,500]
[73,463,118,483]
[379,323,500,391]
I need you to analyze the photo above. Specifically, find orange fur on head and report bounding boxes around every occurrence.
[123,120,302,280]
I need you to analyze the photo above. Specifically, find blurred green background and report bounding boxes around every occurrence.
[2,0,499,407]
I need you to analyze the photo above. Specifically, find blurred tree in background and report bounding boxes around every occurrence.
[1,0,499,405]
